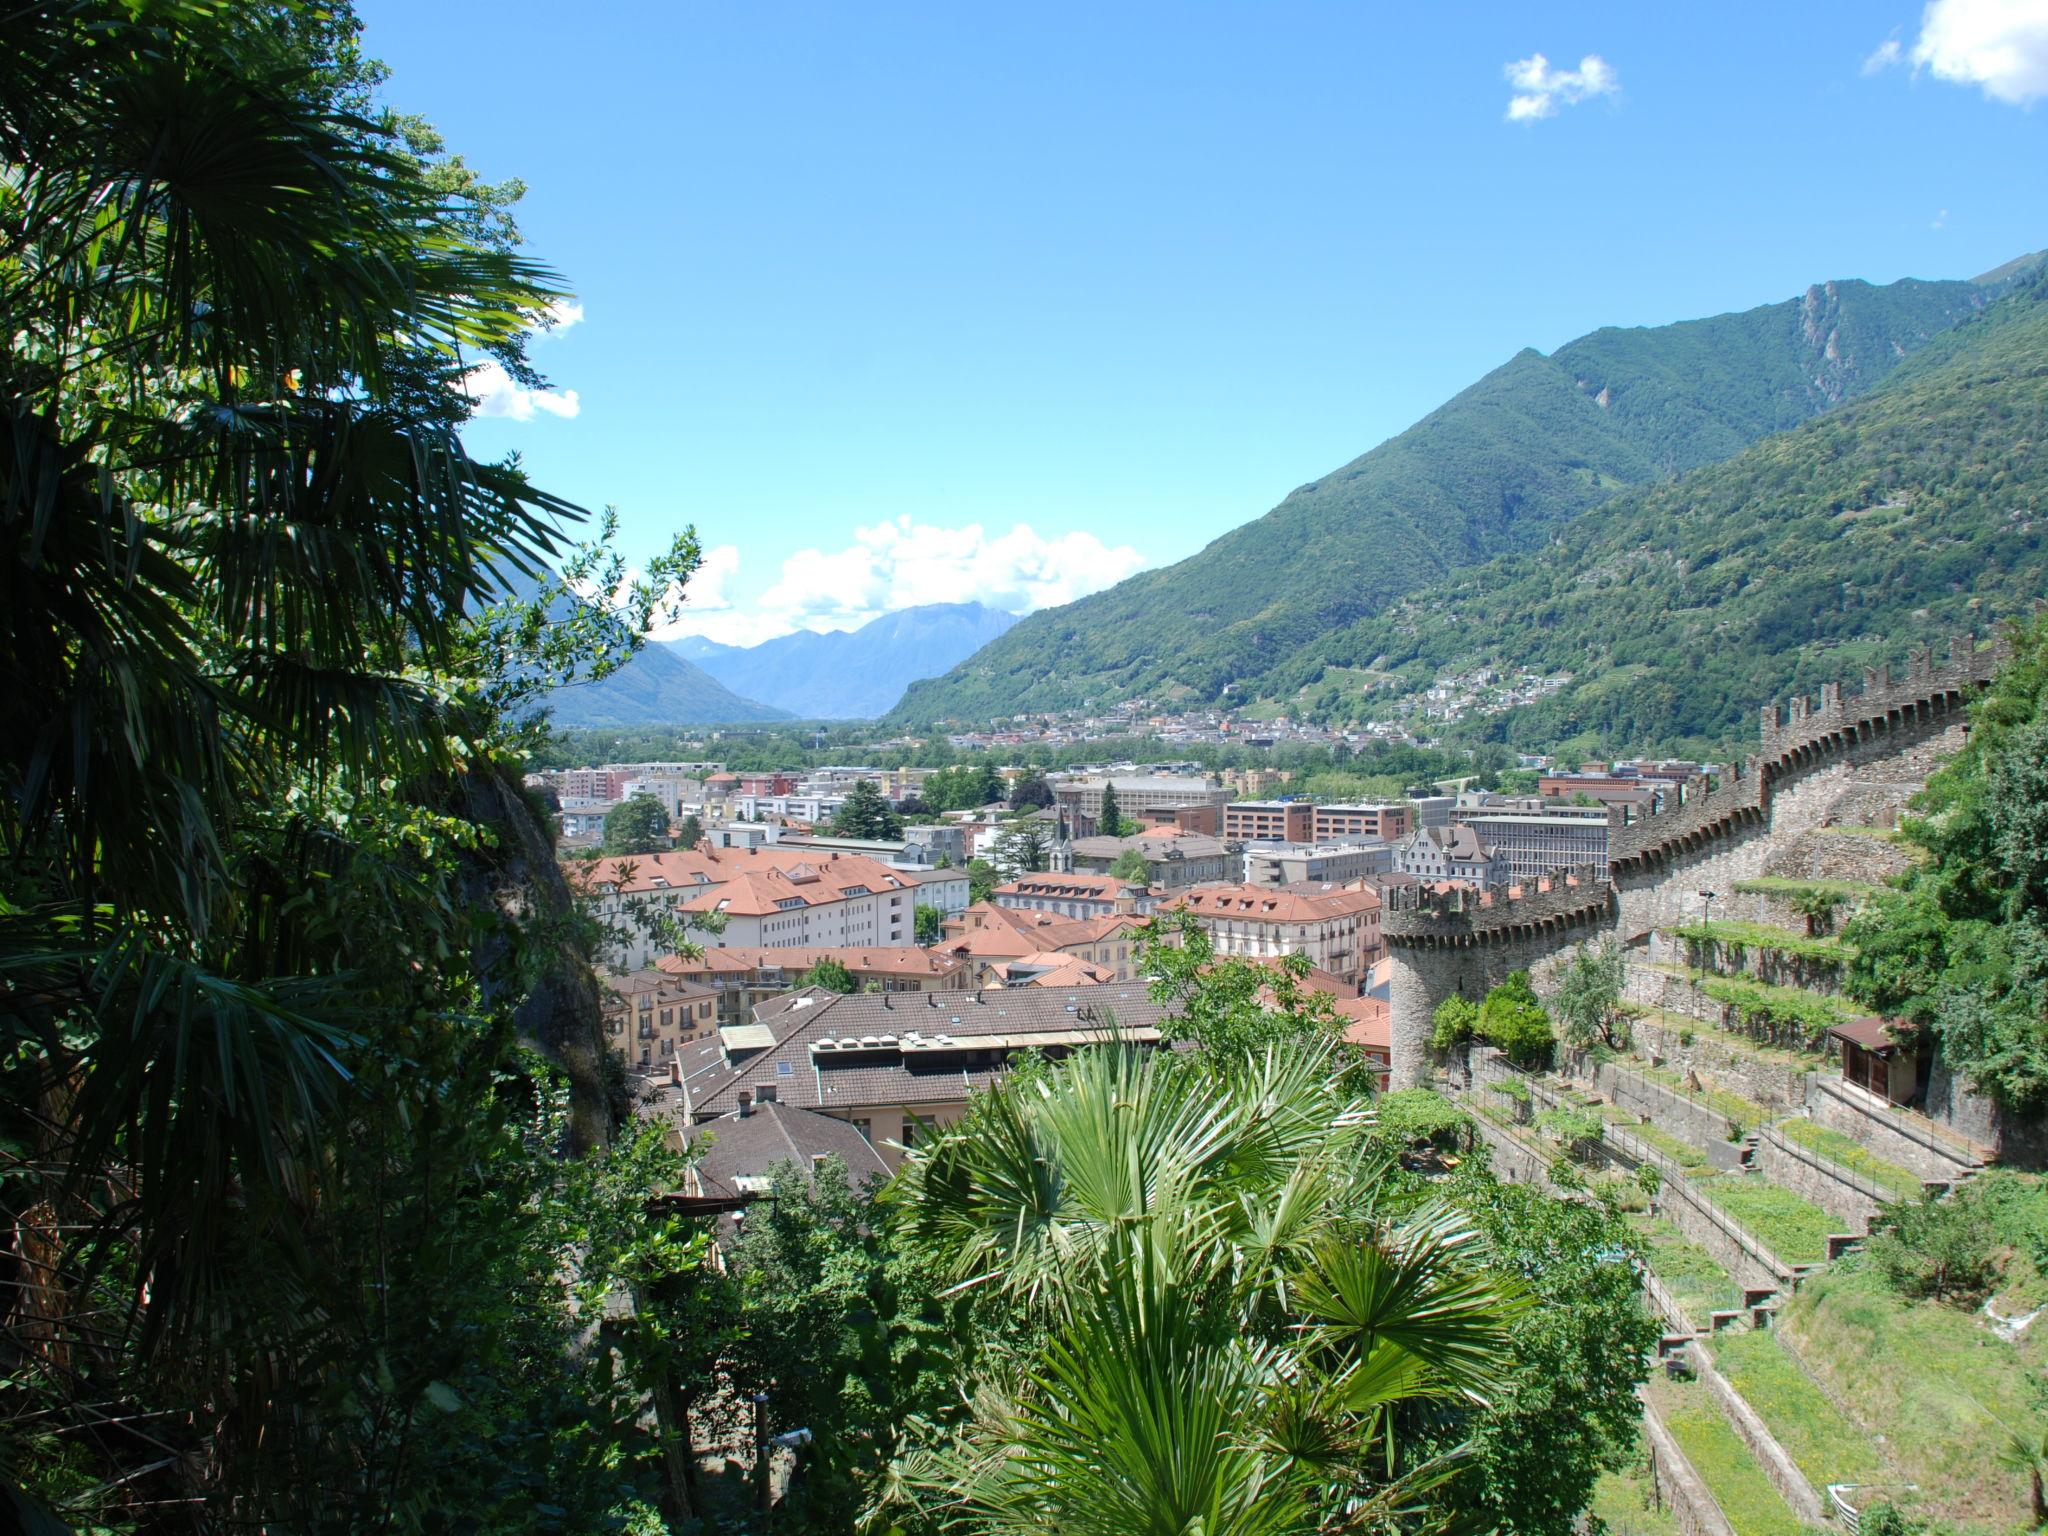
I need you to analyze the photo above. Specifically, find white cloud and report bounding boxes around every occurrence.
[461,356,581,420]
[1868,0,2048,104]
[653,516,1149,646]
[461,297,586,420]
[1504,52,1619,121]
[1932,206,1950,228]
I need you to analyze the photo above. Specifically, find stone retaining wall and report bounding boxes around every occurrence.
[1651,1174,1794,1294]
[1465,1106,1559,1187]
[1642,1399,1738,1536]
[1805,1076,1980,1182]
[1623,1007,1815,1114]
[1587,1058,1744,1150]
[1688,1342,1828,1527]
[1751,1126,1887,1231]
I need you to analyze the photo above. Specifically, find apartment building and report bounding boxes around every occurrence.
[1451,796,1610,883]
[992,871,1159,920]
[1053,775,1232,836]
[932,905,1149,986]
[1224,800,1313,843]
[1069,831,1234,889]
[1162,882,1384,992]
[600,970,719,1070]
[1311,803,1413,842]
[571,846,923,967]
[660,945,971,1026]
[1242,841,1394,887]
[1406,794,1455,831]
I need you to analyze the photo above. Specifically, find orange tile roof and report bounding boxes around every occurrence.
[1333,995,1390,1053]
[658,947,964,978]
[1165,882,1381,922]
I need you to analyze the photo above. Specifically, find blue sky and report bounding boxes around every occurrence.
[359,0,2048,645]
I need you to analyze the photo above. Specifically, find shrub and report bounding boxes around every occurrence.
[1430,994,1479,1052]
[1867,1190,2000,1304]
[1475,972,1556,1067]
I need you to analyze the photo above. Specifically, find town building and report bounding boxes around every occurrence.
[1223,800,1314,844]
[1242,840,1394,888]
[1053,775,1233,836]
[930,904,1148,986]
[571,846,924,967]
[1451,795,1610,883]
[1310,803,1414,843]
[1068,831,1235,889]
[1161,882,1384,992]
[682,1099,895,1197]
[1405,794,1455,830]
[659,946,972,1026]
[600,970,719,1071]
[1393,824,1509,890]
[1135,802,1224,836]
[671,983,1176,1168]
[992,871,1159,921]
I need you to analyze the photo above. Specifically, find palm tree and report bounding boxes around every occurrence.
[1999,1421,2048,1526]
[879,1039,1526,1532]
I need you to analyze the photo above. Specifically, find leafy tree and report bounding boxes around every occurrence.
[1551,942,1628,1051]
[966,857,1000,905]
[604,792,673,854]
[991,817,1051,876]
[1097,781,1123,836]
[1008,770,1055,810]
[1476,972,1556,1067]
[830,777,904,840]
[1431,993,1481,1052]
[674,811,705,849]
[1108,846,1151,882]
[798,957,859,994]
[1367,1088,1474,1155]
[1139,912,1358,1078]
[914,904,945,945]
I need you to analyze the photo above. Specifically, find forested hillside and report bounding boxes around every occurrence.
[893,267,2024,723]
[1278,264,2048,756]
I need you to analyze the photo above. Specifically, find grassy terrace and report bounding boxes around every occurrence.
[1708,1329,1891,1493]
[1644,1377,1811,1536]
[1773,1117,1918,1197]
[1612,1114,1710,1169]
[1670,919,1852,964]
[1690,1175,1837,1265]
[1627,1005,1829,1071]
[1589,1457,1681,1536]
[1731,876,1878,901]
[1781,1263,2043,1532]
[1629,1214,1741,1328]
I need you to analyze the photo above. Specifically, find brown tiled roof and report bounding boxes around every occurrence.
[685,1101,893,1197]
[1828,1015,1919,1054]
[1165,882,1381,922]
[571,846,909,907]
[1334,996,1391,1053]
[658,946,964,979]
[684,983,1172,1119]
[995,872,1144,900]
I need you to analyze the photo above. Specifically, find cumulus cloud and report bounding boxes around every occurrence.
[1504,52,1619,120]
[1867,0,2048,105]
[653,517,1149,646]
[461,297,585,420]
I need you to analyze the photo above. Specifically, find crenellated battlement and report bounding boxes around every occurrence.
[1385,627,2009,951]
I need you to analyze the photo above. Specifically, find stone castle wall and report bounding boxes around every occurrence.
[1385,631,2005,1090]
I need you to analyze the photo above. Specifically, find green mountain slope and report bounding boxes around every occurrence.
[1273,266,2048,755]
[545,643,791,728]
[892,270,2014,724]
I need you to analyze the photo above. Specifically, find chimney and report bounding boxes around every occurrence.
[737,1091,753,1116]
[669,1059,682,1087]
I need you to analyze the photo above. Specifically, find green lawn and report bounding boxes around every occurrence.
[1646,1377,1812,1536]
[1670,918,1852,964]
[1589,1456,1682,1536]
[1772,1118,1918,1198]
[1628,1005,1829,1072]
[1630,1215,1741,1328]
[1708,1328,1891,1492]
[1620,1118,1710,1170]
[1692,1176,1838,1265]
[1780,1263,2042,1533]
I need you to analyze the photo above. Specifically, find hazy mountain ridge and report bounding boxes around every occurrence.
[669,602,1019,719]
[890,263,2028,725]
[545,643,791,728]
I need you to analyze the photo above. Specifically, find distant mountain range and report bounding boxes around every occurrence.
[669,601,1019,719]
[545,644,791,728]
[892,255,2045,729]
